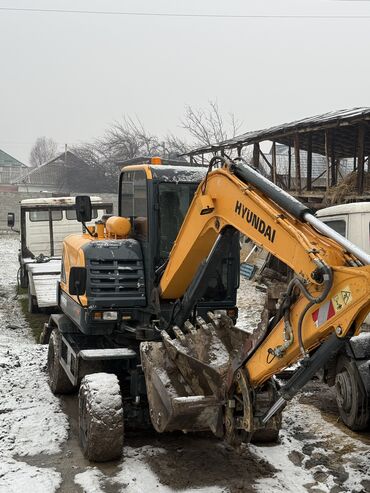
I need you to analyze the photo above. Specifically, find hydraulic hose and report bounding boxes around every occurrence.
[294,262,333,356]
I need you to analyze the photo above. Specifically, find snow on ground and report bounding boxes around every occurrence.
[0,235,369,493]
[252,398,370,492]
[75,447,225,493]
[0,236,67,493]
[237,276,266,332]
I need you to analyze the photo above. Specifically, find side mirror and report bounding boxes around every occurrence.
[7,212,15,228]
[75,196,92,223]
[69,266,87,296]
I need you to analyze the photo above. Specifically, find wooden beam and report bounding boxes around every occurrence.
[271,141,277,184]
[294,134,301,192]
[253,143,260,169]
[288,144,292,190]
[307,134,312,191]
[357,124,365,194]
[259,149,272,170]
[325,130,330,191]
[330,131,336,186]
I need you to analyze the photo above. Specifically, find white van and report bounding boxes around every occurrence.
[316,202,370,431]
[316,202,370,254]
[9,196,113,312]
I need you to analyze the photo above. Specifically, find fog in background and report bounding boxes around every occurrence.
[0,0,369,164]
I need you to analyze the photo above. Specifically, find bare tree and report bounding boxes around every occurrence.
[72,103,242,189]
[29,137,58,167]
[181,101,242,147]
[100,117,161,160]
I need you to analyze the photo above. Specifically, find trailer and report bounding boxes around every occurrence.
[7,196,113,312]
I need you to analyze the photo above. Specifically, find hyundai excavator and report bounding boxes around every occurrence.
[43,156,370,462]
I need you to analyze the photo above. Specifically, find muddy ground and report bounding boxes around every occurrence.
[0,234,369,493]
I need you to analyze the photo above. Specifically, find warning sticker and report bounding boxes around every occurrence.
[312,286,352,328]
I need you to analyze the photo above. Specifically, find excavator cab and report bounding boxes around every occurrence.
[118,158,240,323]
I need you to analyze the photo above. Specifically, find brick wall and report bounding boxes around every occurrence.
[0,192,118,233]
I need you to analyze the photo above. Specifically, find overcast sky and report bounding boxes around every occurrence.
[0,0,369,164]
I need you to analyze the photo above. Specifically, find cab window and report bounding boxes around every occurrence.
[29,210,62,222]
[66,208,98,220]
[158,182,197,261]
[322,219,346,237]
[120,171,148,240]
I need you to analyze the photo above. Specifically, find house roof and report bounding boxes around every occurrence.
[185,107,370,159]
[14,151,88,186]
[0,149,26,167]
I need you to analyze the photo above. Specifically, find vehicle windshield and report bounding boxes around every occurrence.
[158,182,198,261]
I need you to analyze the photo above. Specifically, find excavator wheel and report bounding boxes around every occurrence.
[335,355,370,431]
[250,379,282,444]
[79,372,124,462]
[47,328,75,395]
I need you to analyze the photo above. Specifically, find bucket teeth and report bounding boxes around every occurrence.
[173,326,186,342]
[184,320,196,334]
[140,312,257,436]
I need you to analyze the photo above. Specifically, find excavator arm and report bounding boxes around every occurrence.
[141,157,370,443]
[158,158,370,384]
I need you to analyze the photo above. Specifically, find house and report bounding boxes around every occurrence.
[0,149,27,190]
[14,151,111,193]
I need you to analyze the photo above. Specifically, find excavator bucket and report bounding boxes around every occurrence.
[140,313,256,436]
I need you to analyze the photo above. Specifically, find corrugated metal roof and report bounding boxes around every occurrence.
[185,107,370,159]
[0,149,25,167]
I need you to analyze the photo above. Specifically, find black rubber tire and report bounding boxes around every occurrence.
[47,328,75,395]
[79,373,124,462]
[335,354,370,431]
[27,285,40,314]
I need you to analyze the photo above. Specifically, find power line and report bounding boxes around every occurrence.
[0,7,369,19]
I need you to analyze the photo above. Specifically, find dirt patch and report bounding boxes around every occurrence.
[17,289,49,341]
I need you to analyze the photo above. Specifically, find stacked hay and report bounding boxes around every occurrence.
[325,171,370,204]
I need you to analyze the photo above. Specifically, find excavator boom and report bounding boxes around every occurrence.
[141,157,370,443]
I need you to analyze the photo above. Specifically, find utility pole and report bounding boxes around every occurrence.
[64,143,68,166]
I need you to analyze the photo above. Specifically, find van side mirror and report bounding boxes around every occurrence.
[75,196,92,223]
[69,266,87,295]
[7,212,15,228]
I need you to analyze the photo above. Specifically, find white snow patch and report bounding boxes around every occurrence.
[0,458,61,493]
[74,468,106,493]
[0,236,68,490]
[236,277,266,333]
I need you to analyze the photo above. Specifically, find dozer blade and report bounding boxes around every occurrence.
[140,313,256,436]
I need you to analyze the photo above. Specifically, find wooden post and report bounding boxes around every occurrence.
[330,131,336,186]
[294,134,301,192]
[307,134,312,191]
[271,141,277,184]
[357,124,365,194]
[325,130,330,191]
[253,143,260,169]
[288,144,292,190]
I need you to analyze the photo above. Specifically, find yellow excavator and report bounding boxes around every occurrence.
[43,156,370,462]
